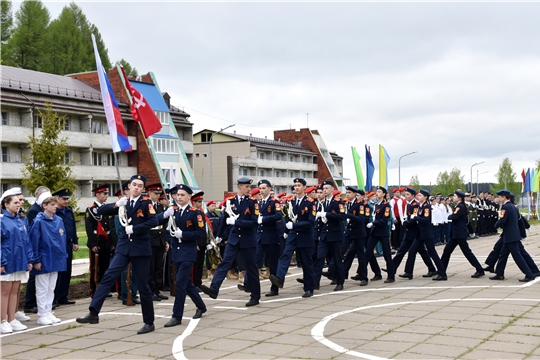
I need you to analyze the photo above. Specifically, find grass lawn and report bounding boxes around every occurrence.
[74,222,88,260]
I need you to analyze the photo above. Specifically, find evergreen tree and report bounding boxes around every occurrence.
[1,0,13,45]
[22,102,78,210]
[116,58,138,77]
[5,0,50,70]
[90,24,112,70]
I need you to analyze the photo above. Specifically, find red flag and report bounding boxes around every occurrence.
[121,67,162,138]
[521,169,526,192]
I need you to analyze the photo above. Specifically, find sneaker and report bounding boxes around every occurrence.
[15,311,31,322]
[9,319,27,331]
[37,316,53,325]
[46,313,61,323]
[0,320,13,333]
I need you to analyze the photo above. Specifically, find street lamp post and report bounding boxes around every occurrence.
[398,151,418,188]
[470,161,485,193]
[209,124,235,200]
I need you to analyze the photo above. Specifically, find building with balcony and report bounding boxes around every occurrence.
[193,130,319,200]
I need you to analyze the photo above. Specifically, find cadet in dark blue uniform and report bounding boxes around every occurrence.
[313,180,347,290]
[404,189,447,280]
[51,188,79,305]
[365,187,395,283]
[200,177,261,307]
[490,190,536,282]
[163,184,207,327]
[343,186,369,286]
[77,174,159,335]
[441,190,484,278]
[270,178,316,297]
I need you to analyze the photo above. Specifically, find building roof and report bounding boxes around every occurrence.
[1,65,105,103]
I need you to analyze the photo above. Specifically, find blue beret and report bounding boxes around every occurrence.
[455,190,466,199]
[496,189,512,197]
[404,187,416,196]
[237,177,253,185]
[122,181,130,191]
[130,174,147,185]
[52,188,71,198]
[420,188,430,197]
[377,186,387,194]
[322,179,335,188]
[258,179,272,187]
[293,178,307,185]
[291,185,295,191]
[172,184,193,195]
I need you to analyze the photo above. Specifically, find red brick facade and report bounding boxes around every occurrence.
[273,128,332,184]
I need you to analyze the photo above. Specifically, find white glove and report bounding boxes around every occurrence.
[125,225,133,234]
[391,224,395,231]
[316,212,322,219]
[174,229,183,239]
[283,233,288,239]
[226,218,235,225]
[215,237,222,244]
[116,197,128,207]
[163,207,175,218]
[258,216,263,224]
[366,223,373,229]
[286,222,293,230]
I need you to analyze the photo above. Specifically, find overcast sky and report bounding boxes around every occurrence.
[12,1,540,189]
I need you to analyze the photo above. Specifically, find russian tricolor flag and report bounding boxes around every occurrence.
[92,34,131,153]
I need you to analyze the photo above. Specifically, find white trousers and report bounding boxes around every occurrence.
[35,272,58,317]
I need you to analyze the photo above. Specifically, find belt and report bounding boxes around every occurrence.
[93,230,110,234]
[151,225,163,231]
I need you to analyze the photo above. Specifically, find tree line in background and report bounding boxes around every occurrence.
[407,158,540,197]
[1,0,138,76]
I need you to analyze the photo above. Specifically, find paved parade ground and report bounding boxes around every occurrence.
[2,224,540,360]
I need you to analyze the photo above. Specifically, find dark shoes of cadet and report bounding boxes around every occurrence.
[137,323,155,334]
[334,284,343,291]
[433,275,447,281]
[296,278,304,284]
[519,277,535,282]
[193,308,206,319]
[76,312,99,324]
[321,271,335,280]
[269,275,284,288]
[359,280,368,286]
[471,271,485,278]
[245,298,259,307]
[199,284,217,299]
[302,290,313,298]
[265,291,279,297]
[483,265,495,273]
[489,275,505,280]
[237,284,251,293]
[399,273,413,280]
[350,274,362,281]
[371,274,383,281]
[164,318,182,327]
[384,278,395,284]
[423,271,438,277]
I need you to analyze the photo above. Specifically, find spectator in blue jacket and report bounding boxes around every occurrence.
[1,193,34,334]
[29,195,67,326]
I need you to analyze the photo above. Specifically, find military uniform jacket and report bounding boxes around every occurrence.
[495,201,520,243]
[257,197,283,245]
[320,197,347,242]
[150,203,168,247]
[86,202,117,249]
[402,199,420,241]
[206,211,220,237]
[56,206,78,251]
[370,200,391,238]
[220,196,259,249]
[288,196,316,248]
[414,201,435,240]
[97,197,158,256]
[345,199,367,239]
[448,202,468,239]
[171,206,206,263]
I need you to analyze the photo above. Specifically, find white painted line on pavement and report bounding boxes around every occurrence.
[172,318,201,360]
[213,306,249,310]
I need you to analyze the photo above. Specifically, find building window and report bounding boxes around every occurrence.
[1,111,8,125]
[153,138,179,154]
[195,153,200,158]
[259,169,266,177]
[1,146,8,162]
[289,171,294,178]
[302,157,307,163]
[162,168,178,185]
[239,168,248,176]
[91,120,108,134]
[65,152,70,165]
[200,133,212,143]
[154,111,169,125]
[92,152,103,166]
[289,156,294,162]
[303,172,307,178]
[259,152,265,160]
[33,115,43,128]
[64,118,70,131]
[202,153,208,158]
[107,153,118,166]
[275,170,281,178]
[110,183,120,196]
[275,154,280,161]
[1,184,9,193]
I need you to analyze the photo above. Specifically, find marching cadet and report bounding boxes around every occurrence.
[390,188,405,250]
[270,178,316,297]
[77,175,159,334]
[190,191,207,290]
[364,187,395,283]
[313,180,347,290]
[85,184,117,298]
[52,188,78,306]
[468,193,479,238]
[441,190,484,278]
[200,177,261,307]
[343,186,368,286]
[164,184,207,327]
[146,183,169,302]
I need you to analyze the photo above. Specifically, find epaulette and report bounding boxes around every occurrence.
[142,196,149,201]
[87,203,96,209]
[249,196,257,201]
[226,195,235,201]
[189,207,197,211]
[270,196,276,201]
[306,197,314,202]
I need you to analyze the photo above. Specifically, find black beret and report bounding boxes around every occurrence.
[322,179,335,188]
[420,188,430,197]
[404,187,416,196]
[293,178,307,185]
[258,179,272,187]
[130,174,147,185]
[377,186,387,194]
[52,188,71,199]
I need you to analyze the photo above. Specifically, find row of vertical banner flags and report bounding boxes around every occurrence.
[521,167,540,219]
[351,145,391,191]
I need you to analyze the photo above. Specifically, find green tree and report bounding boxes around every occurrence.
[491,157,521,195]
[5,0,50,70]
[1,0,13,45]
[116,58,138,77]
[409,175,420,190]
[90,24,111,70]
[22,102,78,211]
[434,167,465,195]
[434,171,450,195]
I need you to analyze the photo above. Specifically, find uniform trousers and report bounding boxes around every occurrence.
[275,238,314,292]
[149,245,166,293]
[344,237,368,281]
[365,235,394,279]
[314,240,344,286]
[90,253,154,325]
[495,242,535,278]
[262,244,280,292]
[391,222,402,249]
[405,237,446,276]
[441,238,483,272]
[193,248,205,288]
[172,261,206,321]
[210,242,260,300]
[395,236,435,273]
[54,247,73,303]
[35,272,58,317]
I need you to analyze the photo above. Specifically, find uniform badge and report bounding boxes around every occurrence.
[312,205,316,216]
[93,208,98,214]
[454,207,459,214]
[148,203,156,215]
[86,212,89,218]
[197,214,204,228]
[339,204,345,213]
[366,208,370,216]
[424,208,430,216]
[360,205,364,215]
[254,202,259,216]
[244,207,251,215]
[384,207,390,217]
[59,228,64,236]
[353,210,357,215]
[137,209,144,217]
[268,205,272,213]
[187,220,193,227]
[275,203,281,211]
[413,208,418,215]
[500,209,505,218]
